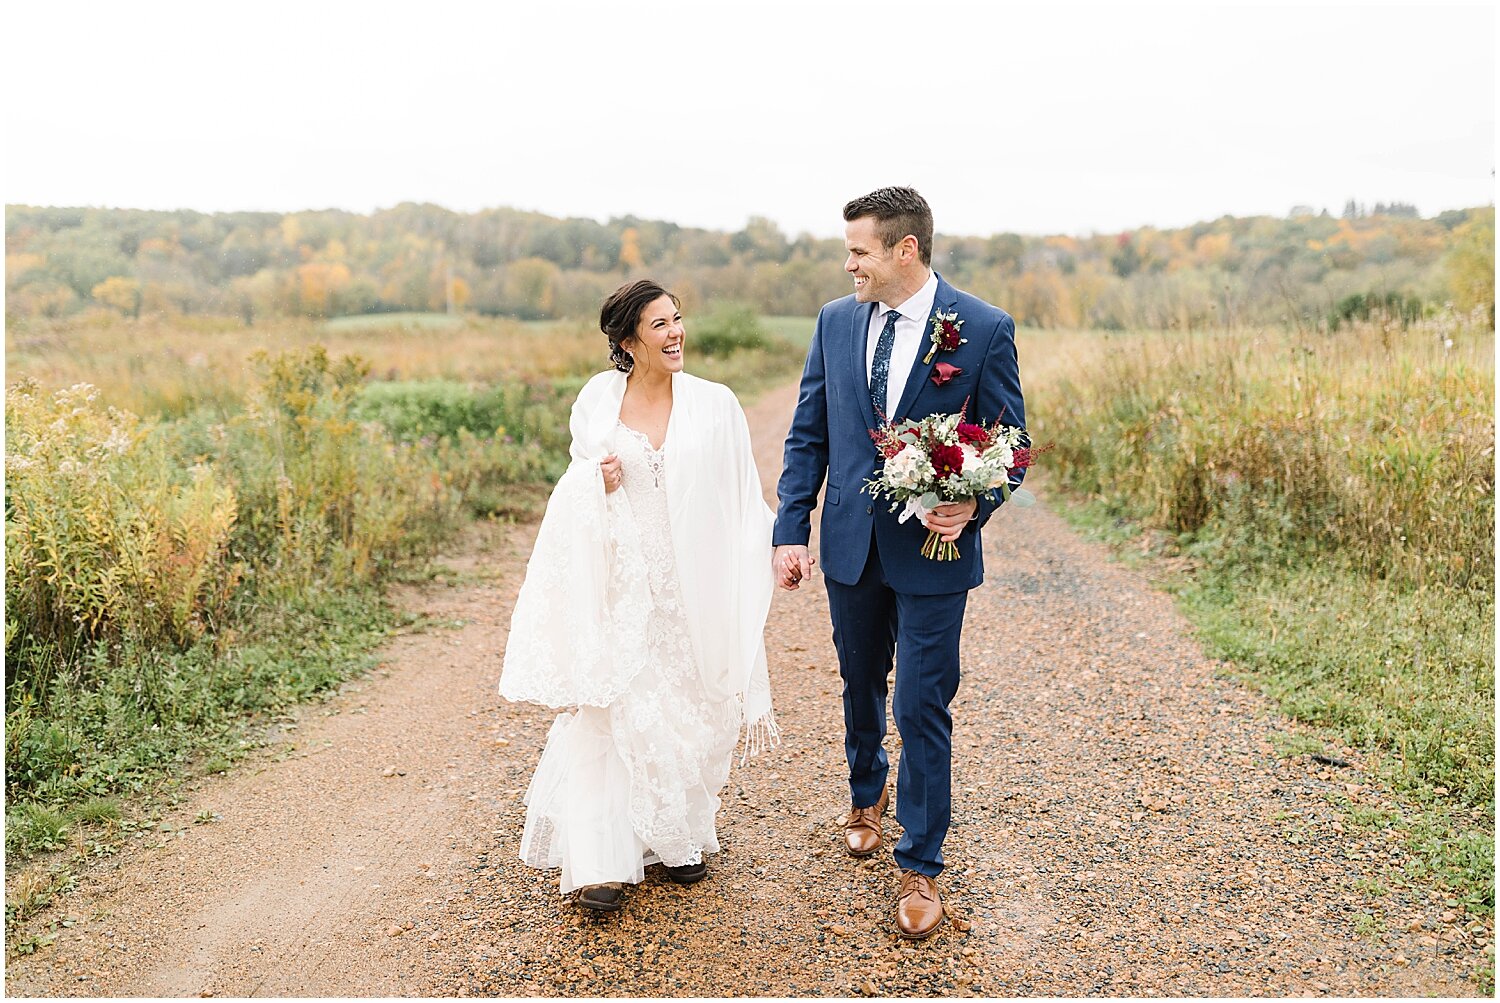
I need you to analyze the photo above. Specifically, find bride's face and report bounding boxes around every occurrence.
[623,295,685,375]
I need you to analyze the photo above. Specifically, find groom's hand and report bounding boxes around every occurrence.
[773,545,815,591]
[925,498,978,543]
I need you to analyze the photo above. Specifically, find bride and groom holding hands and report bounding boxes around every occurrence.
[500,186,1027,940]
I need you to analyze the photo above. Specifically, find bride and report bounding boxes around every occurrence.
[499,279,778,912]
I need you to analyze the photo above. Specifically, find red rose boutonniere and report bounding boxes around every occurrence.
[922,309,966,364]
[930,361,963,387]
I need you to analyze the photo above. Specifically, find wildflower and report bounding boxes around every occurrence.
[100,427,131,454]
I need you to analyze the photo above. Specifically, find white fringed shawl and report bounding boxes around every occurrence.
[499,370,779,757]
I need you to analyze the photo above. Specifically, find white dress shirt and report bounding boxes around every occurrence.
[865,270,939,419]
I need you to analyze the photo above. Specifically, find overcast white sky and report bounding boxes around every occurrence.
[3,1,1494,238]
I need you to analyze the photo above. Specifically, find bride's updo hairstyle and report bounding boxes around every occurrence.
[600,279,680,373]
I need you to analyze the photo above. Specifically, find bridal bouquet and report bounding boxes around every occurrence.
[862,408,1039,561]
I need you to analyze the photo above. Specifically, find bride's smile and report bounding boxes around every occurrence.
[623,296,686,374]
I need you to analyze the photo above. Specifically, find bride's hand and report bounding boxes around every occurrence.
[600,454,622,494]
[773,544,815,591]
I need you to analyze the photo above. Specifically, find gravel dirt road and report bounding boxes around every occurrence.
[5,378,1490,997]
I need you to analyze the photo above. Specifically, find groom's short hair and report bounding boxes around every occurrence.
[843,187,933,267]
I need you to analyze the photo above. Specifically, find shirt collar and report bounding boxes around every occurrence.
[880,270,939,324]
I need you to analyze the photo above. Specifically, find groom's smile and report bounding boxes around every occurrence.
[844,215,914,306]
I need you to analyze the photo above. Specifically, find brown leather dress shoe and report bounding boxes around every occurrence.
[895,869,944,940]
[844,786,890,857]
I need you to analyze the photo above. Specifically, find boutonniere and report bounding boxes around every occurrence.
[922,309,966,364]
[930,361,963,387]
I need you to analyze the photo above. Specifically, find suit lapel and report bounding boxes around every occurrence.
[851,300,879,429]
[891,273,956,420]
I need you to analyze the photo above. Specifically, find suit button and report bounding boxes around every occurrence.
[866,505,873,514]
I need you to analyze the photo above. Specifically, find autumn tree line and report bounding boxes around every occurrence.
[4,201,1494,331]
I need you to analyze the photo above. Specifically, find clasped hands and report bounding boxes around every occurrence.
[772,497,976,591]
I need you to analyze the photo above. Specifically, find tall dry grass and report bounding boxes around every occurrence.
[1031,312,1493,591]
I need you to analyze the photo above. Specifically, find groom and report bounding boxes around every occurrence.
[773,187,1025,939]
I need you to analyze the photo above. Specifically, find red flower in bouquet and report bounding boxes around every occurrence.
[929,442,964,478]
[937,320,963,350]
[956,422,989,447]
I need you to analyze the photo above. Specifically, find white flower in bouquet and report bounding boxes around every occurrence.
[983,443,1015,486]
[883,444,933,491]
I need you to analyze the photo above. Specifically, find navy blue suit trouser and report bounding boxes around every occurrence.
[824,530,967,877]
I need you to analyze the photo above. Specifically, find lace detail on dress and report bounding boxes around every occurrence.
[608,421,738,866]
[616,421,666,488]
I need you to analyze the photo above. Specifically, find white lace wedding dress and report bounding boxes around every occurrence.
[517,421,741,893]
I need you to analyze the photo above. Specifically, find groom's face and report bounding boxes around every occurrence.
[844,216,899,305]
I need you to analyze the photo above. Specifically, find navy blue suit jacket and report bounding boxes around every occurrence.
[773,273,1026,595]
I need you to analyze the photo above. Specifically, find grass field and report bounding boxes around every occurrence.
[5,313,608,418]
[321,311,469,332]
[760,315,816,347]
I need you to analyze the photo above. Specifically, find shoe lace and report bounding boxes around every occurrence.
[899,870,937,903]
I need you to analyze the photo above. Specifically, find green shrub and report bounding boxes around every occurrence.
[4,584,393,813]
[353,379,507,442]
[1329,291,1425,330]
[350,377,577,517]
[6,351,446,809]
[691,303,770,357]
[351,377,576,454]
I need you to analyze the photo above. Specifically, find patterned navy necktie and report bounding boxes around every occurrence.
[869,308,900,420]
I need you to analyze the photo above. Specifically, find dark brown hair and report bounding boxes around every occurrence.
[600,279,680,373]
[842,186,934,266]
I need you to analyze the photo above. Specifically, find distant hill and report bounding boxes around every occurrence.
[4,201,1493,331]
